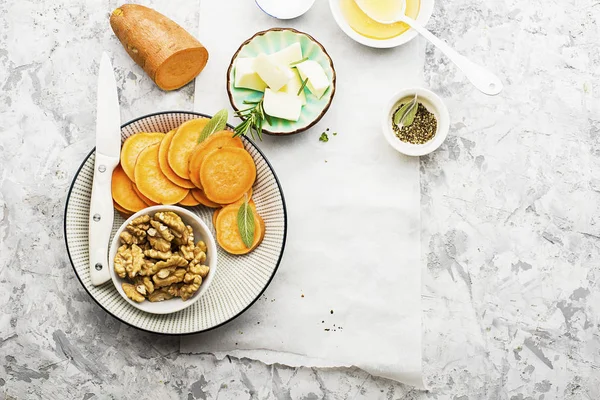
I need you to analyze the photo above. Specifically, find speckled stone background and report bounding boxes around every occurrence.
[1,0,599,399]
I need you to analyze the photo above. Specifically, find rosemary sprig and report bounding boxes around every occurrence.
[289,57,308,67]
[298,78,309,96]
[233,97,270,141]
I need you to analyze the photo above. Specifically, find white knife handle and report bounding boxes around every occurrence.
[89,153,120,286]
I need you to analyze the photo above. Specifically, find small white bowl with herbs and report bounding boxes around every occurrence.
[382,88,449,156]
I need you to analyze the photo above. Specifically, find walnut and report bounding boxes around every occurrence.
[147,255,188,275]
[148,236,171,253]
[122,283,145,302]
[188,263,210,278]
[196,241,207,253]
[134,276,154,295]
[155,212,187,239]
[139,259,154,276]
[144,249,172,260]
[153,268,186,288]
[156,267,175,279]
[114,245,129,279]
[149,220,175,241]
[126,244,144,279]
[148,288,174,302]
[166,283,183,297]
[180,275,202,300]
[179,226,195,260]
[119,231,142,245]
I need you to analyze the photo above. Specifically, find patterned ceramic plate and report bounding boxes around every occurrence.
[227,28,336,135]
[64,111,287,335]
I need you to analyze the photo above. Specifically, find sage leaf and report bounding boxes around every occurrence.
[393,95,418,127]
[237,195,255,248]
[198,109,228,143]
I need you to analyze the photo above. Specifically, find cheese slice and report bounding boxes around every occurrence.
[263,89,303,122]
[279,69,307,105]
[296,60,330,99]
[253,53,294,92]
[234,58,267,92]
[270,43,303,67]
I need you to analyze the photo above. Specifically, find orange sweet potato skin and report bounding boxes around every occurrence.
[110,4,209,91]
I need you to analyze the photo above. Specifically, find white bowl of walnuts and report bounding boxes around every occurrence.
[108,205,218,314]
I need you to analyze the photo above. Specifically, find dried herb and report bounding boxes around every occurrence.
[319,132,329,142]
[237,194,255,248]
[392,102,437,144]
[198,109,228,143]
[393,95,418,127]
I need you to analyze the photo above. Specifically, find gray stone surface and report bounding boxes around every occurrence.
[1,0,599,399]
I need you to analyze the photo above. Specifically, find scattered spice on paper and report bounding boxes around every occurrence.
[319,132,329,142]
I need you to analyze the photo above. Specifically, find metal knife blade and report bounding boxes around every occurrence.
[89,52,121,286]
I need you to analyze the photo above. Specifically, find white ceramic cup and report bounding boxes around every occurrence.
[382,87,449,156]
[108,205,218,315]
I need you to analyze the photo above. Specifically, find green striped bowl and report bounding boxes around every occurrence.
[227,28,336,135]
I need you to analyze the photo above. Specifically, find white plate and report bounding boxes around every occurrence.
[64,111,287,334]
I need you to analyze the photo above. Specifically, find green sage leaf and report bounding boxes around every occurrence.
[237,195,255,248]
[393,95,418,127]
[198,109,228,143]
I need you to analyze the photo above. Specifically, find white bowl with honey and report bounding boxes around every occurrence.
[329,0,434,48]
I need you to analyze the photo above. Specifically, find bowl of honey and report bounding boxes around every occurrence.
[329,0,434,48]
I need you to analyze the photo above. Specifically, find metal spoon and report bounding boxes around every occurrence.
[355,0,503,96]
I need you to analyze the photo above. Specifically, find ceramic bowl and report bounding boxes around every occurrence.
[227,28,336,135]
[382,87,449,156]
[255,0,316,19]
[108,205,218,315]
[329,0,435,48]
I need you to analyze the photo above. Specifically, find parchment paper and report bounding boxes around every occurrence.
[181,0,424,388]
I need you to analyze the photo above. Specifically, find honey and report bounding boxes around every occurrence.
[340,0,421,40]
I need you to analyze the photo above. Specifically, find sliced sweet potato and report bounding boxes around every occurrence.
[132,184,159,206]
[179,192,201,207]
[187,131,243,188]
[158,129,196,189]
[215,201,263,255]
[212,209,220,227]
[111,164,148,212]
[167,118,209,179]
[120,132,165,181]
[191,188,221,208]
[134,143,189,205]
[200,147,256,204]
[113,201,133,218]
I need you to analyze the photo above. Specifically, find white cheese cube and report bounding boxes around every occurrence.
[296,60,330,99]
[269,43,303,67]
[253,53,294,92]
[263,89,303,122]
[278,69,307,105]
[234,58,267,92]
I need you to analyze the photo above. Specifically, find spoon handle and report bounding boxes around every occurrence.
[400,16,503,96]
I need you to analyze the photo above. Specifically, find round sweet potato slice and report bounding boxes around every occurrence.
[158,129,196,189]
[191,188,221,208]
[134,144,189,205]
[179,192,201,207]
[200,147,256,204]
[120,132,165,181]
[132,184,159,206]
[113,201,133,218]
[212,209,220,227]
[167,118,209,179]
[187,131,243,188]
[111,164,148,212]
[215,202,263,255]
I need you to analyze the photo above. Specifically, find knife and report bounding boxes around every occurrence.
[89,52,121,286]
